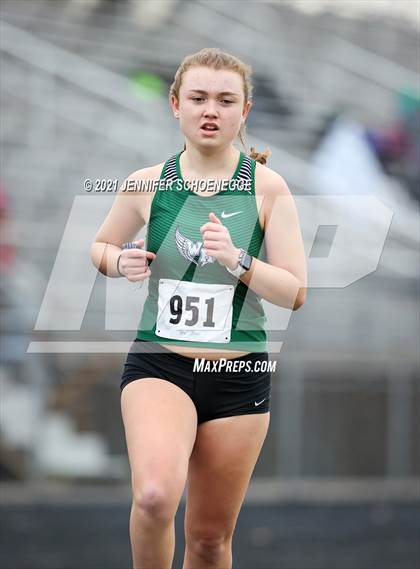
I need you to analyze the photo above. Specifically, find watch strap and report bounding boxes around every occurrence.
[226,249,250,277]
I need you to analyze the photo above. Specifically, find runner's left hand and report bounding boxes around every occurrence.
[200,212,240,270]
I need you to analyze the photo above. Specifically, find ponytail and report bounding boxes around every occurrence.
[238,122,271,165]
[249,147,271,165]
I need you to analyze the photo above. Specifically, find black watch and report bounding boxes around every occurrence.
[238,249,252,271]
[227,249,253,277]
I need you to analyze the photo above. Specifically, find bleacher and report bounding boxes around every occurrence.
[1,0,419,483]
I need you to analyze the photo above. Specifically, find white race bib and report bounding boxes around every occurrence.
[155,279,235,343]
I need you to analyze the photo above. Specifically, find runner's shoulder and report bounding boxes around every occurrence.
[254,161,290,198]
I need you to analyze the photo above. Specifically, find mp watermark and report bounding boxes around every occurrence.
[28,193,394,354]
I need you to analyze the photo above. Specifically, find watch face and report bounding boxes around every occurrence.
[239,251,252,270]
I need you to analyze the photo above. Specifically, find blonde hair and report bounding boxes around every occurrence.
[169,47,271,165]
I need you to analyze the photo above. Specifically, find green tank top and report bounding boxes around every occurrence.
[136,149,268,352]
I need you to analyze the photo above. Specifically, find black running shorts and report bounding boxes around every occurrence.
[120,339,271,424]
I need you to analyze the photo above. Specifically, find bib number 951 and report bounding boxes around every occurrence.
[169,295,217,327]
[156,279,235,343]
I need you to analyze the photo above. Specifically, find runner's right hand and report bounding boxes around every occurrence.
[119,239,156,282]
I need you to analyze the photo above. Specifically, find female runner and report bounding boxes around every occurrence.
[91,48,307,569]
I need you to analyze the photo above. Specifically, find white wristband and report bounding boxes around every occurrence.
[226,263,246,278]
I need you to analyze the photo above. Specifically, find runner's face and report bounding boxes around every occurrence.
[173,67,250,149]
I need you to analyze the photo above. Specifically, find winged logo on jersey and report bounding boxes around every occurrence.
[175,226,215,267]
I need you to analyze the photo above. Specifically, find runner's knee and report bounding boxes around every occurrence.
[133,485,178,523]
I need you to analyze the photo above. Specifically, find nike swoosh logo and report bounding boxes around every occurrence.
[221,211,242,219]
[254,398,266,407]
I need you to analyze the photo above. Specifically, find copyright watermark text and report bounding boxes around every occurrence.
[83,178,252,193]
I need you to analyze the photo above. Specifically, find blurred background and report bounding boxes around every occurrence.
[1,1,419,568]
